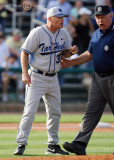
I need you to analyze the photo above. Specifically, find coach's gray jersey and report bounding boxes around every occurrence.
[21,25,71,72]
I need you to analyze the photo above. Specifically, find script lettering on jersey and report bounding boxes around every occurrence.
[39,43,51,52]
[53,42,65,51]
[39,42,65,53]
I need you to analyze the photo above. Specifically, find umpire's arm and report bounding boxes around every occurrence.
[21,51,31,86]
[61,51,93,68]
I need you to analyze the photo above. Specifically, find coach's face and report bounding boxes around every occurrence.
[95,13,113,31]
[51,16,64,29]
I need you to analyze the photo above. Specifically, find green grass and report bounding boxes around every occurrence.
[0,130,114,158]
[0,113,114,158]
[0,113,113,123]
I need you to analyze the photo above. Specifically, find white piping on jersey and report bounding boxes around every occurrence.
[42,26,60,72]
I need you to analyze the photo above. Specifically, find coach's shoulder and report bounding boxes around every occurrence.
[60,28,65,32]
[59,28,67,35]
[24,27,41,39]
[30,26,41,33]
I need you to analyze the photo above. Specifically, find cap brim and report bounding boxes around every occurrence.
[94,12,110,16]
[55,13,69,17]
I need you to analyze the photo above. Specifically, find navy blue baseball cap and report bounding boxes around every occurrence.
[94,5,111,16]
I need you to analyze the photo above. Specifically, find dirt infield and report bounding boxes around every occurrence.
[0,155,114,160]
[0,122,114,132]
[1,123,114,160]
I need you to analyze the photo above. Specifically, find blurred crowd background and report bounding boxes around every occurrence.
[0,0,114,103]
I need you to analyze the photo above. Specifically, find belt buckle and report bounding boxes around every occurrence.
[46,72,52,76]
[46,72,55,76]
[37,69,46,75]
[51,72,55,76]
[43,71,46,76]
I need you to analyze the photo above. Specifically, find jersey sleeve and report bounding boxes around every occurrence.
[21,28,39,54]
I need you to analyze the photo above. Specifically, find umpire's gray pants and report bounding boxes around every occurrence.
[74,72,114,146]
[16,70,61,145]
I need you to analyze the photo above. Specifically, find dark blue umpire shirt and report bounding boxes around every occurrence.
[88,23,114,73]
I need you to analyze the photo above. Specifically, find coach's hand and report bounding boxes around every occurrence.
[22,72,31,86]
[70,45,79,54]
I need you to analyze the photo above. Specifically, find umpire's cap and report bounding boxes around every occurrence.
[94,5,111,16]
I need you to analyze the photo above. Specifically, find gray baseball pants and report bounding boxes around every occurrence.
[74,72,114,146]
[16,69,61,145]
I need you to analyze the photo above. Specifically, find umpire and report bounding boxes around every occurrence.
[62,5,114,155]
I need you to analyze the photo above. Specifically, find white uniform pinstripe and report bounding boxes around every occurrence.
[16,25,71,145]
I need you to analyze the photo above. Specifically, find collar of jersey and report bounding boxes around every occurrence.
[43,24,60,36]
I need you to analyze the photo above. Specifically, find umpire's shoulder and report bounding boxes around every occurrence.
[91,28,99,38]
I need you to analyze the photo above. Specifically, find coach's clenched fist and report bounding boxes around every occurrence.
[69,45,79,54]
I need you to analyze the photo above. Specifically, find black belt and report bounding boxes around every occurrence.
[37,69,56,77]
[97,71,114,77]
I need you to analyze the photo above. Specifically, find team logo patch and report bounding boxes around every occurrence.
[98,7,102,12]
[104,45,109,51]
[59,8,62,12]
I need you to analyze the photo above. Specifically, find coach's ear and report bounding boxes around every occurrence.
[48,17,52,21]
